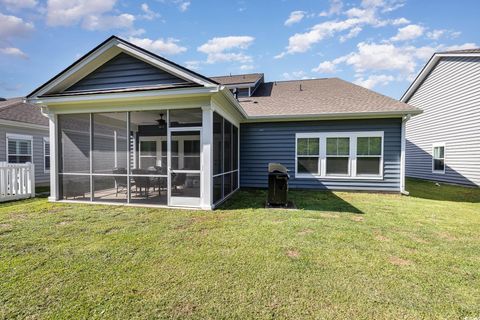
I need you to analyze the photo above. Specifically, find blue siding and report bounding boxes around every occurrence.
[240,118,402,192]
[65,52,190,92]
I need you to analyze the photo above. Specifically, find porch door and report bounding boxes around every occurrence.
[168,128,202,207]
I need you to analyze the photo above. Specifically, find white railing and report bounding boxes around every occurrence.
[0,162,35,202]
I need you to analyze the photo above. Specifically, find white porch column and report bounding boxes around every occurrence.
[47,111,59,201]
[201,105,213,209]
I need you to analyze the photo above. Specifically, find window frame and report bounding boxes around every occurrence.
[296,136,321,176]
[356,136,383,177]
[43,137,50,173]
[432,142,446,174]
[295,131,384,180]
[6,133,33,164]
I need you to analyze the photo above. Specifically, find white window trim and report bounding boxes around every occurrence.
[295,131,384,180]
[6,133,33,164]
[432,142,446,174]
[43,137,50,173]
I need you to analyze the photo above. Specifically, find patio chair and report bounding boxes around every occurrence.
[112,167,127,197]
[131,169,151,198]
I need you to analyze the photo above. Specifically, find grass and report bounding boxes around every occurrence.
[1,178,479,319]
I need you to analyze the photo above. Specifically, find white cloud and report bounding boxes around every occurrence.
[276,0,410,57]
[178,1,190,12]
[0,13,34,40]
[354,74,395,89]
[285,11,306,26]
[184,60,201,70]
[340,26,362,42]
[198,36,254,64]
[390,24,424,41]
[240,64,254,70]
[282,70,311,80]
[46,0,116,26]
[128,37,187,55]
[45,0,140,32]
[442,43,478,52]
[391,17,410,25]
[312,60,338,73]
[83,13,135,31]
[0,47,28,59]
[319,0,343,17]
[140,3,160,20]
[0,0,37,11]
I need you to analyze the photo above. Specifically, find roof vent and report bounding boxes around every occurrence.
[299,84,303,91]
[0,97,6,101]
[253,101,258,104]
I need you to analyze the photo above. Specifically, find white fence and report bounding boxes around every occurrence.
[0,162,35,202]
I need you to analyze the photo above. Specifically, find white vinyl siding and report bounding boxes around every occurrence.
[406,56,480,186]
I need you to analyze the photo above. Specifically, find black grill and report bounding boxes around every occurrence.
[267,163,289,206]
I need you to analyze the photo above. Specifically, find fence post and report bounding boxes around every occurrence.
[30,163,35,197]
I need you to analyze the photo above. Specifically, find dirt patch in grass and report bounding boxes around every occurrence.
[172,302,197,317]
[375,234,390,242]
[351,216,364,222]
[437,231,457,241]
[286,249,300,259]
[0,223,12,228]
[56,221,71,226]
[389,256,413,266]
[298,228,314,235]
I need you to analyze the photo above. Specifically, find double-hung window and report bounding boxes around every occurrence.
[7,134,33,164]
[296,137,320,175]
[326,137,350,175]
[44,137,50,173]
[356,136,382,176]
[295,131,384,179]
[432,143,445,174]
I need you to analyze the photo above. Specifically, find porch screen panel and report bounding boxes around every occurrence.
[92,112,128,173]
[58,113,90,173]
[212,112,239,206]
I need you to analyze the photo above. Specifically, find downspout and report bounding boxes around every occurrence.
[400,114,411,195]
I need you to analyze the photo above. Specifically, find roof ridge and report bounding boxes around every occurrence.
[264,77,335,84]
[210,72,264,78]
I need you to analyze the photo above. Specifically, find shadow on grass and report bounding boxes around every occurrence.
[220,188,362,214]
[406,178,480,203]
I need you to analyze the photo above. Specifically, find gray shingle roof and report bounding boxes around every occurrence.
[238,78,420,117]
[0,97,48,126]
[438,48,480,54]
[210,73,263,85]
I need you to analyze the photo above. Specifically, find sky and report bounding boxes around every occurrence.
[0,0,479,99]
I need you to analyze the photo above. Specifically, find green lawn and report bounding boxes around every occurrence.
[1,179,479,319]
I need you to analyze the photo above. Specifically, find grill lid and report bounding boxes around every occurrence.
[268,163,289,174]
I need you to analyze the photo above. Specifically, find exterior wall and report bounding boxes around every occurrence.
[240,118,402,192]
[406,56,480,186]
[0,124,50,185]
[65,52,190,92]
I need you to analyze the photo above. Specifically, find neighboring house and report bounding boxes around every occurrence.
[27,36,420,209]
[401,48,480,187]
[0,97,50,186]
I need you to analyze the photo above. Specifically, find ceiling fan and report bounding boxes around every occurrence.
[155,113,166,127]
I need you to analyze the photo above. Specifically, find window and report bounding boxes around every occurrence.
[139,140,157,168]
[432,144,445,173]
[296,137,320,174]
[44,137,50,173]
[295,132,384,179]
[7,134,32,164]
[356,137,382,176]
[326,137,350,175]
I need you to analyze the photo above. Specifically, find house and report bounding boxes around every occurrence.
[401,48,480,187]
[26,36,421,209]
[0,97,50,186]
